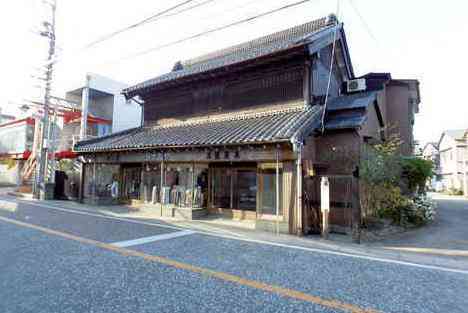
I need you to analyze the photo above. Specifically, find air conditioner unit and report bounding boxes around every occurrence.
[347,78,366,93]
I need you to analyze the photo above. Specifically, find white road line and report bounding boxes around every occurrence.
[2,196,468,275]
[112,230,196,247]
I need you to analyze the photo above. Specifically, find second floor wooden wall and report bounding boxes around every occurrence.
[142,56,306,124]
[141,44,346,125]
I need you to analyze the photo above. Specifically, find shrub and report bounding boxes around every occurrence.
[446,188,464,196]
[374,184,411,224]
[401,194,437,226]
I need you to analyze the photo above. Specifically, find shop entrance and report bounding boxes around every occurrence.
[122,164,142,201]
[209,163,257,219]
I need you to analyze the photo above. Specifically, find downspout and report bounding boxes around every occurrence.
[275,146,280,235]
[160,151,165,216]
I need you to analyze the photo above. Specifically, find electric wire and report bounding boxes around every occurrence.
[320,0,340,134]
[111,0,313,64]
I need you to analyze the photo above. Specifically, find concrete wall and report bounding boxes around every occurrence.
[65,73,141,134]
[112,95,141,132]
[87,74,142,132]
[0,161,22,186]
[439,133,468,191]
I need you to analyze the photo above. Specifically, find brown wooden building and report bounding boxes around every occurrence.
[73,15,418,235]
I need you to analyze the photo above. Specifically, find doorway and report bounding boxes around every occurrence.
[122,164,142,201]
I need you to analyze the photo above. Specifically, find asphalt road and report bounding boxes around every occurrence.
[0,197,467,313]
[375,194,468,255]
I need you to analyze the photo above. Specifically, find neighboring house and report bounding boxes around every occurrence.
[359,73,420,155]
[58,73,142,155]
[0,74,141,193]
[421,142,440,189]
[0,118,35,185]
[74,15,420,235]
[54,74,142,199]
[0,110,15,124]
[438,129,468,193]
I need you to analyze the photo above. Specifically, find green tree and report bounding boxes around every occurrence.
[401,157,434,194]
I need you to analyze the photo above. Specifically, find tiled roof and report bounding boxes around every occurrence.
[74,105,323,152]
[326,91,377,111]
[325,113,367,130]
[324,91,378,130]
[123,17,334,97]
[74,92,380,153]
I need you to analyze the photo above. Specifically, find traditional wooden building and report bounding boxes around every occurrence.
[74,15,409,235]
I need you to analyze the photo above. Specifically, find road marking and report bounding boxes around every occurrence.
[383,246,468,257]
[2,197,468,275]
[112,230,196,247]
[0,215,380,313]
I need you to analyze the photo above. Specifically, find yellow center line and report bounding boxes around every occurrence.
[0,215,381,313]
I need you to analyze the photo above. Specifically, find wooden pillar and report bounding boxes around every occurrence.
[160,154,165,216]
[92,161,97,200]
[351,174,361,243]
[296,145,303,236]
[191,162,195,208]
[275,147,280,235]
[78,161,84,203]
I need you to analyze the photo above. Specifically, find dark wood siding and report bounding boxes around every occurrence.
[142,56,306,124]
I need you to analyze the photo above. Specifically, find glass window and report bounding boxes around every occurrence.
[260,168,282,215]
[194,166,208,208]
[165,164,194,207]
[97,124,111,137]
[84,163,120,199]
[211,166,257,211]
[141,163,161,202]
[235,170,257,211]
[122,166,141,200]
[212,168,232,208]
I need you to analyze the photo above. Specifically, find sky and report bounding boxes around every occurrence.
[0,0,467,146]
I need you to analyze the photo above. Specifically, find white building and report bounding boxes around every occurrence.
[421,142,440,190]
[438,129,468,194]
[64,73,142,134]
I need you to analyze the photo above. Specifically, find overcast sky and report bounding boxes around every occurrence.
[0,0,467,145]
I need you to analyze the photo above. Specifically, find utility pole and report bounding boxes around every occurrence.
[34,0,57,199]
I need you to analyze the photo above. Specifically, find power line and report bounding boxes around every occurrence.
[162,0,219,19]
[346,0,383,71]
[347,0,379,46]
[84,0,198,49]
[43,0,215,67]
[112,0,314,64]
[321,0,340,134]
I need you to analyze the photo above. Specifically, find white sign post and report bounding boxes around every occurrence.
[321,176,330,238]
